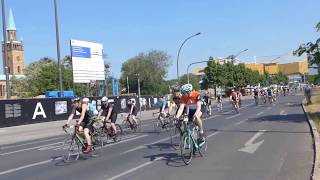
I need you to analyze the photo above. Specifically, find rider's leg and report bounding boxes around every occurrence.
[110,114,117,134]
[83,128,92,146]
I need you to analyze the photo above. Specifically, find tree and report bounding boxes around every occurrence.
[294,21,320,65]
[120,50,171,95]
[179,74,200,90]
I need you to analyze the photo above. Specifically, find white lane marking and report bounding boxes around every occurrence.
[222,111,232,115]
[235,120,246,126]
[287,102,292,106]
[226,113,241,120]
[256,112,264,116]
[0,137,64,150]
[106,157,164,180]
[238,130,266,154]
[267,107,272,110]
[0,142,62,156]
[0,157,62,176]
[0,129,7,133]
[121,145,145,155]
[207,131,220,138]
[280,110,287,116]
[210,115,220,118]
[0,134,149,176]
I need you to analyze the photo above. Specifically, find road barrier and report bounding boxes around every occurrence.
[0,95,161,128]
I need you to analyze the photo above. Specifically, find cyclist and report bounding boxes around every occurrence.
[99,96,118,136]
[229,89,239,112]
[217,93,223,111]
[169,89,182,115]
[175,84,205,143]
[267,88,273,104]
[237,90,242,107]
[127,99,138,129]
[203,92,212,115]
[253,88,259,105]
[158,96,169,127]
[64,97,93,154]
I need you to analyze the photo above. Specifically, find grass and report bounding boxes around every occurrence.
[305,89,320,132]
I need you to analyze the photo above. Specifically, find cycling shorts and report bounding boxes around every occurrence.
[80,120,94,133]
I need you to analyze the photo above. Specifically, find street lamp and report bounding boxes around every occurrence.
[135,73,141,118]
[1,0,10,99]
[187,60,209,84]
[176,32,201,84]
[226,49,248,88]
[53,0,63,97]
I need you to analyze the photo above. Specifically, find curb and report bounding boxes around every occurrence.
[302,99,320,180]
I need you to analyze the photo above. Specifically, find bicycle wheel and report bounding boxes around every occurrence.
[180,132,193,165]
[91,130,103,156]
[153,120,161,133]
[63,137,80,162]
[113,124,123,142]
[170,126,180,148]
[198,132,207,157]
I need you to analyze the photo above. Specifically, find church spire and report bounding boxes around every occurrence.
[7,8,16,31]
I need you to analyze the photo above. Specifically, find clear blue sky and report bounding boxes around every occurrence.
[2,0,320,79]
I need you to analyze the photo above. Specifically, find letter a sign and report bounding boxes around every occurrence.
[32,102,47,119]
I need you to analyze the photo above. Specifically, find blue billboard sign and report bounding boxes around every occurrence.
[71,46,91,58]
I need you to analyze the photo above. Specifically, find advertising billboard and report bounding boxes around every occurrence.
[70,39,105,83]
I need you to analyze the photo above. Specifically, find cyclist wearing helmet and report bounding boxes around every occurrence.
[99,96,118,135]
[127,99,138,128]
[175,84,205,143]
[65,97,93,154]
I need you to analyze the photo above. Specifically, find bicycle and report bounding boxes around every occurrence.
[100,119,123,143]
[231,100,239,113]
[179,115,207,165]
[121,113,141,132]
[152,112,172,133]
[62,120,103,162]
[254,95,259,106]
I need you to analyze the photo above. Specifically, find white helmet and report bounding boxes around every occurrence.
[82,97,90,103]
[101,96,108,102]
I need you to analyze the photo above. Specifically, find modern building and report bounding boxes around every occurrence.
[194,59,309,83]
[0,8,25,99]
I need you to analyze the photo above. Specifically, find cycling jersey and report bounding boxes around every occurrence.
[180,90,201,110]
[267,89,272,97]
[100,103,117,123]
[230,92,238,101]
[127,104,138,116]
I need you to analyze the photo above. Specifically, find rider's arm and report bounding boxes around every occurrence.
[77,103,87,125]
[176,103,185,119]
[195,100,202,116]
[66,106,76,126]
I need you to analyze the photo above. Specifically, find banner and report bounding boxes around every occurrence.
[70,39,105,83]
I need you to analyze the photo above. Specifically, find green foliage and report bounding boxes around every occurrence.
[120,50,171,95]
[294,21,320,65]
[203,57,288,89]
[179,74,200,90]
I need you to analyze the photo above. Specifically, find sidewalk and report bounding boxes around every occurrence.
[0,109,159,146]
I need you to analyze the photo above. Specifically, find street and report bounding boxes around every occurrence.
[0,95,314,180]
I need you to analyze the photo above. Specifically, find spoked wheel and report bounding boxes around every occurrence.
[170,126,180,149]
[133,117,142,132]
[180,132,193,165]
[113,124,123,142]
[153,120,161,133]
[198,132,207,157]
[63,137,80,162]
[91,130,103,156]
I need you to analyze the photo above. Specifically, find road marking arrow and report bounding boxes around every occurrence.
[238,130,265,154]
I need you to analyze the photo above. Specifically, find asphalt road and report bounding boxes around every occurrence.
[0,95,314,180]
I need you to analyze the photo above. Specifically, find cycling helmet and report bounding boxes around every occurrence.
[82,97,90,103]
[180,84,193,95]
[101,96,108,102]
[72,97,80,103]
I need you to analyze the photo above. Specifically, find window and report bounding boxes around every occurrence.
[0,85,2,96]
[17,66,20,73]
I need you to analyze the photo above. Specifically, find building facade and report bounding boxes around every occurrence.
[1,8,24,99]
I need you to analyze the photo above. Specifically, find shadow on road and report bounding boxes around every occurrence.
[247,113,307,124]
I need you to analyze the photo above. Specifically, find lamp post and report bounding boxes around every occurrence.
[1,0,10,99]
[135,73,141,118]
[226,49,248,88]
[176,32,201,85]
[187,60,209,84]
[53,0,63,97]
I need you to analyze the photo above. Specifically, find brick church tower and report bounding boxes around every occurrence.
[2,8,24,75]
